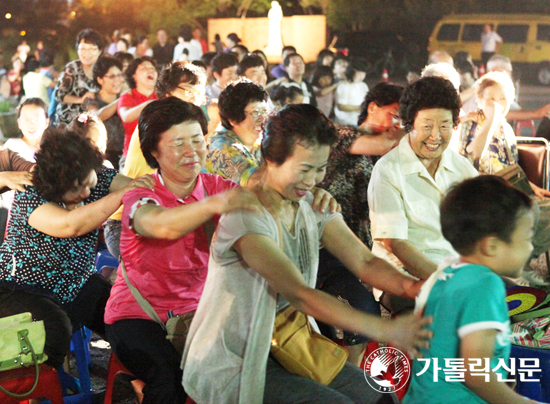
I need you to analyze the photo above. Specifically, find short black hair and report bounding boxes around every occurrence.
[282,45,296,55]
[331,53,348,69]
[284,53,303,68]
[238,55,264,76]
[139,97,207,169]
[155,61,201,99]
[179,26,192,42]
[344,59,368,82]
[455,60,474,77]
[310,65,334,88]
[34,128,104,203]
[262,104,338,166]
[93,56,123,87]
[218,81,268,130]
[399,76,461,133]
[270,84,303,106]
[18,98,48,119]
[125,56,157,89]
[211,52,238,75]
[232,44,249,55]
[441,175,533,256]
[201,52,216,67]
[76,28,104,50]
[113,51,133,66]
[25,59,40,72]
[357,82,403,126]
[135,35,148,46]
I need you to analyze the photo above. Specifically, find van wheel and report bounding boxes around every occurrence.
[537,63,550,85]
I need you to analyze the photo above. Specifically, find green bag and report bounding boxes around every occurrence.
[0,312,48,398]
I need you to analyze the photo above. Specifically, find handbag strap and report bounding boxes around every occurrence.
[0,330,40,398]
[203,187,215,246]
[120,259,166,330]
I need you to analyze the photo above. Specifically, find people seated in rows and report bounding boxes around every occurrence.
[0,128,153,370]
[104,97,263,403]
[105,61,208,261]
[334,59,369,126]
[205,52,238,104]
[183,104,430,404]
[85,56,125,169]
[317,82,404,364]
[54,29,103,126]
[368,76,478,313]
[459,71,550,286]
[118,56,158,159]
[205,81,268,186]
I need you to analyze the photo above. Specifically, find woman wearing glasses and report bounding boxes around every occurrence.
[205,81,268,187]
[84,56,126,169]
[54,29,103,126]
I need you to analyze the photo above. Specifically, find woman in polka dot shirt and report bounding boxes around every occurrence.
[0,128,153,369]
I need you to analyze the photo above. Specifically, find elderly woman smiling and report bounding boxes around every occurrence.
[104,97,262,403]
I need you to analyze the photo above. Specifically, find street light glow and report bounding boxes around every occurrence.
[5,13,11,19]
[20,31,26,36]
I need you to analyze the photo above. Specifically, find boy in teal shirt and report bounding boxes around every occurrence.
[405,175,540,404]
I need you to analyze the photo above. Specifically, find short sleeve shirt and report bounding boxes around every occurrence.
[319,126,379,248]
[459,111,518,174]
[212,193,341,312]
[104,172,238,325]
[368,135,478,269]
[118,89,158,155]
[0,168,117,303]
[404,264,511,404]
[205,128,262,187]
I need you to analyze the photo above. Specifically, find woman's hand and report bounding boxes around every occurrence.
[383,312,433,359]
[530,181,550,200]
[311,187,341,214]
[0,171,33,192]
[80,91,96,104]
[120,175,155,194]
[211,188,263,214]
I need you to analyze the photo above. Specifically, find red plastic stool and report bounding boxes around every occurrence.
[0,364,64,404]
[515,120,536,137]
[105,352,197,404]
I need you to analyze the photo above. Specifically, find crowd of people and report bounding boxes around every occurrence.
[0,24,548,404]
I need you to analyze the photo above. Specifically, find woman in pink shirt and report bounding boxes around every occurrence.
[104,97,261,404]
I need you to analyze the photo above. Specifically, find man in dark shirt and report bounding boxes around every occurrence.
[152,29,175,67]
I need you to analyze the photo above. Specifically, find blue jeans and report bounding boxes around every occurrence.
[104,219,122,260]
[264,356,398,404]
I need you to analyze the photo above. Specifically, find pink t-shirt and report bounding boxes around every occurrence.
[104,171,237,325]
[118,89,157,156]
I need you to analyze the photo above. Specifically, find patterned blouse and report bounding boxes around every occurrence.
[459,109,518,174]
[55,60,98,126]
[204,128,262,187]
[0,168,117,303]
[318,126,380,248]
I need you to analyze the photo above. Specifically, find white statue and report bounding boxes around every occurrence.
[264,1,284,57]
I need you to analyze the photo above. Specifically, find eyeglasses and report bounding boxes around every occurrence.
[177,85,199,97]
[104,74,124,80]
[78,45,99,53]
[245,108,269,119]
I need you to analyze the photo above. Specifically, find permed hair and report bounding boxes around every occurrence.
[218,81,268,130]
[33,128,103,203]
[155,62,205,99]
[441,175,533,255]
[357,82,403,126]
[93,56,123,87]
[474,71,516,107]
[125,56,157,89]
[399,76,461,133]
[421,62,461,91]
[262,104,338,166]
[138,97,208,169]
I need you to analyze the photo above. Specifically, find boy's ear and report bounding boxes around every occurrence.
[479,235,500,257]
[213,71,220,81]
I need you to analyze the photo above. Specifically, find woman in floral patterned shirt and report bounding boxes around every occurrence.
[205,81,268,187]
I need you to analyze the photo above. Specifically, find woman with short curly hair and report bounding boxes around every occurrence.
[205,80,268,186]
[0,128,153,369]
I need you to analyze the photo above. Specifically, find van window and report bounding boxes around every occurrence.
[462,24,484,42]
[437,24,460,41]
[497,24,529,43]
[537,25,550,41]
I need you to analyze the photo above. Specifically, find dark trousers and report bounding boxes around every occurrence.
[105,319,186,404]
[481,51,495,67]
[0,273,112,369]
